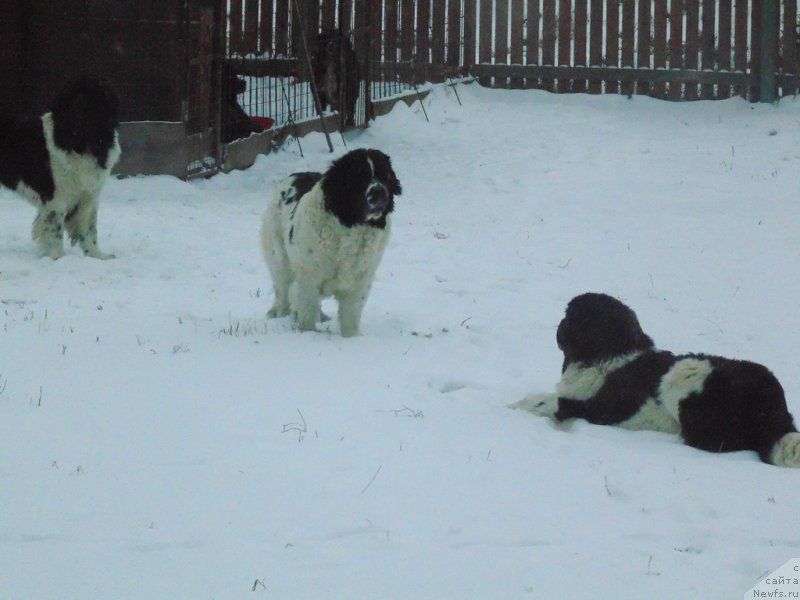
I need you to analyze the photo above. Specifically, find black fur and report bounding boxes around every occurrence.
[220,63,264,143]
[551,292,799,464]
[311,30,361,127]
[556,292,654,371]
[281,172,323,204]
[678,355,796,462]
[51,74,119,169]
[0,114,55,202]
[320,149,402,229]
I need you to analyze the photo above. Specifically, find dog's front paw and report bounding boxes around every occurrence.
[43,247,66,260]
[267,303,290,319]
[509,393,559,417]
[85,249,115,260]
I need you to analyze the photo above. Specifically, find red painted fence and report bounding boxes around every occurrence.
[226,0,798,100]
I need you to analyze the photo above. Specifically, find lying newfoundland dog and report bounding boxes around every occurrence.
[0,74,120,259]
[260,148,402,336]
[512,292,800,467]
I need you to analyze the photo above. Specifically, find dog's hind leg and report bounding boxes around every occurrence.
[263,248,292,318]
[65,198,114,259]
[32,206,65,259]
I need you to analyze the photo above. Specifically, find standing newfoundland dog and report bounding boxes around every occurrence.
[512,292,800,467]
[0,74,120,259]
[260,149,401,336]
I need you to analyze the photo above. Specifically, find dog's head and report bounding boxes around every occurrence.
[51,74,119,167]
[221,62,248,98]
[321,148,402,228]
[556,293,654,369]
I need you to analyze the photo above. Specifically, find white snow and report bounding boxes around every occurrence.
[2,83,800,599]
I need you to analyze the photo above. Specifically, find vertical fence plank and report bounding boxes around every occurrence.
[418,0,431,63]
[637,0,651,95]
[511,0,525,87]
[700,0,716,98]
[479,0,492,84]
[275,0,288,55]
[340,0,353,29]
[669,0,684,99]
[527,0,541,88]
[542,0,557,90]
[734,0,748,97]
[230,0,243,54]
[750,0,762,100]
[574,0,588,92]
[402,0,415,62]
[308,1,320,34]
[495,0,509,87]
[684,0,699,99]
[243,0,259,54]
[259,0,273,55]
[464,0,477,71]
[321,0,336,31]
[558,0,573,92]
[448,0,461,69]
[760,0,778,101]
[718,0,732,97]
[783,0,797,95]
[385,0,398,63]
[370,0,382,63]
[620,0,636,95]
[621,0,635,95]
[432,0,446,80]
[652,0,667,97]
[589,0,603,93]
[606,0,619,93]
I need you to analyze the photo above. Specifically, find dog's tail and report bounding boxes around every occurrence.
[768,432,800,467]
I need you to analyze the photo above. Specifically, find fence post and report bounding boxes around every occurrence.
[759,0,778,102]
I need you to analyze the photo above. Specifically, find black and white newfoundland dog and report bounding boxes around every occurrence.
[260,148,402,336]
[512,292,800,467]
[0,74,120,259]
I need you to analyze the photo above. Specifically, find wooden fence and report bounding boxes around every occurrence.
[227,0,799,101]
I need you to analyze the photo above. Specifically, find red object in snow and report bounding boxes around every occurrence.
[251,116,275,130]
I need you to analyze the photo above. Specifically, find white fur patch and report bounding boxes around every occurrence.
[770,433,800,467]
[509,393,559,417]
[618,397,680,433]
[658,357,713,422]
[556,352,642,400]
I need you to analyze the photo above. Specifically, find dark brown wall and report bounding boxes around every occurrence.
[0,0,213,121]
[0,1,27,114]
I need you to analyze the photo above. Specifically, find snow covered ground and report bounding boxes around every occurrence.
[2,83,800,599]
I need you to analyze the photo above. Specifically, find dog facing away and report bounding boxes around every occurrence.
[512,292,800,467]
[0,74,120,259]
[260,149,402,336]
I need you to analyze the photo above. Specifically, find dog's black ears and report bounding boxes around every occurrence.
[366,149,402,196]
[388,172,402,196]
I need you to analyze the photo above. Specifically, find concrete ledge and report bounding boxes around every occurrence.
[114,121,190,179]
[114,88,441,178]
